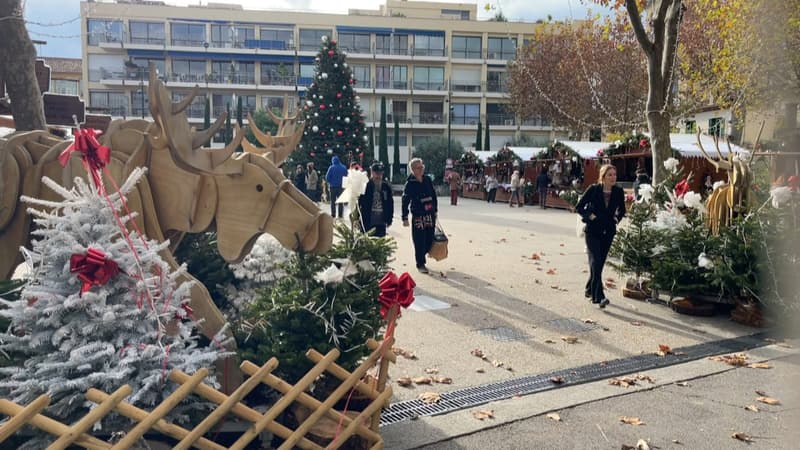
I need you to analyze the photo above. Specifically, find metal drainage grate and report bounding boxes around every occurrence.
[380,332,768,426]
[475,326,531,342]
[543,317,597,334]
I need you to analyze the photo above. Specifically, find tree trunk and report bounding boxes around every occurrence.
[0,0,46,131]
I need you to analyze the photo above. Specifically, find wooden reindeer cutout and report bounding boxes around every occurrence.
[242,94,304,166]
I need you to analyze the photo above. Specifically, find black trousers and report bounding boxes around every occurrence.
[368,224,387,237]
[329,186,344,217]
[487,188,497,203]
[585,232,614,302]
[538,188,548,208]
[412,222,435,268]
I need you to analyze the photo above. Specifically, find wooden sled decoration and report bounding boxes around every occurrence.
[0,337,396,449]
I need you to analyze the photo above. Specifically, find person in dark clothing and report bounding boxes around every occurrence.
[358,162,393,237]
[325,156,347,218]
[575,164,626,308]
[293,164,306,195]
[401,157,438,274]
[633,170,650,200]
[535,167,551,209]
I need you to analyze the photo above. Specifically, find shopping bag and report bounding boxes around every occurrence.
[576,214,585,238]
[428,221,449,261]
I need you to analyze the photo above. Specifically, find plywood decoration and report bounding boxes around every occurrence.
[242,94,304,166]
[0,63,334,390]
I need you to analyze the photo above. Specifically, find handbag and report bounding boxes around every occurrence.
[576,214,585,238]
[428,220,449,261]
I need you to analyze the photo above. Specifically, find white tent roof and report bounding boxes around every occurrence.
[664,133,748,158]
[469,147,547,163]
[559,141,610,159]
[0,127,14,137]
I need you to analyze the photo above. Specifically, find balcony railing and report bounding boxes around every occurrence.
[91,105,129,117]
[412,112,444,124]
[450,79,482,93]
[375,47,410,56]
[130,37,165,46]
[451,116,480,125]
[485,50,516,60]
[375,80,408,90]
[184,104,205,119]
[171,39,206,47]
[340,46,371,54]
[212,105,257,117]
[260,75,297,86]
[487,113,516,125]
[486,80,509,93]
[411,47,447,57]
[412,81,446,91]
[450,50,482,59]
[520,117,551,127]
[387,112,408,123]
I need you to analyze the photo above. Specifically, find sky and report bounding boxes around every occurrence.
[24,0,608,58]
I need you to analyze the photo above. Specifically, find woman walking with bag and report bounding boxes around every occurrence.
[575,164,626,308]
[402,157,438,274]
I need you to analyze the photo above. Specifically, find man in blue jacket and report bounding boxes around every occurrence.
[358,162,393,237]
[325,156,347,218]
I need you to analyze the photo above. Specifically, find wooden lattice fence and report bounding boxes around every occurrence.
[0,336,396,449]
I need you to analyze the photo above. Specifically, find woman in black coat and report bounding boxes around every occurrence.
[575,164,626,308]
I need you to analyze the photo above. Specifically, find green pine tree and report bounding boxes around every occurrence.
[484,121,491,150]
[368,126,375,161]
[297,36,368,173]
[475,121,483,150]
[224,102,232,145]
[378,96,389,169]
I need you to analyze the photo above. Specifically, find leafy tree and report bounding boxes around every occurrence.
[297,36,368,173]
[475,121,483,150]
[412,137,465,184]
[378,96,390,168]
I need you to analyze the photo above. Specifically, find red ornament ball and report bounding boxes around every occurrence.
[328,50,334,56]
[336,92,342,98]
[319,104,326,110]
[310,152,316,157]
[337,130,343,136]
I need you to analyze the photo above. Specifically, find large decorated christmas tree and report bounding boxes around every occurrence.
[0,171,224,443]
[294,35,369,173]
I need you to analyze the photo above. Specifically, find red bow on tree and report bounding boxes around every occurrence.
[58,128,111,189]
[378,272,416,319]
[674,178,690,198]
[69,248,120,295]
[788,175,800,192]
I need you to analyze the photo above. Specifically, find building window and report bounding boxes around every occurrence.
[388,134,408,146]
[129,21,165,45]
[259,28,293,50]
[87,19,123,46]
[413,35,445,57]
[338,32,370,54]
[486,103,514,125]
[261,62,295,85]
[210,24,254,48]
[376,65,407,89]
[487,70,508,92]
[451,36,481,59]
[487,37,517,60]
[298,64,315,85]
[351,64,371,88]
[299,29,332,51]
[262,96,297,114]
[130,57,165,80]
[87,54,124,82]
[171,92,206,119]
[684,120,696,133]
[452,103,480,125]
[708,117,725,136]
[89,90,129,117]
[451,67,481,92]
[441,9,470,20]
[171,23,205,47]
[171,59,206,83]
[413,66,444,91]
[51,79,80,96]
[412,101,444,124]
[376,34,409,55]
[232,61,255,84]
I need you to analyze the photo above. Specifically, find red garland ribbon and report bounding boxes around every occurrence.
[58,128,111,189]
[378,271,416,319]
[674,178,690,198]
[69,248,120,295]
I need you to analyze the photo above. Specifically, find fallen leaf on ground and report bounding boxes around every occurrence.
[550,376,565,384]
[544,339,556,344]
[610,377,637,388]
[392,347,418,359]
[562,336,579,344]
[636,374,655,383]
[412,376,432,385]
[582,318,596,324]
[546,268,557,275]
[732,432,753,443]
[531,253,541,260]
[744,404,760,412]
[546,412,561,422]
[560,243,565,247]
[630,321,644,326]
[755,389,767,396]
[551,285,560,290]
[433,376,453,384]
[535,279,542,284]
[604,281,616,288]
[657,344,673,356]
[492,359,504,368]
[582,269,588,273]
[635,439,651,450]
[747,362,772,369]
[424,367,439,374]
[470,348,486,359]
[756,396,781,405]
[619,416,645,426]
[472,409,494,420]
[396,377,413,387]
[475,368,485,373]
[418,392,441,404]
[709,353,748,366]
[676,381,690,387]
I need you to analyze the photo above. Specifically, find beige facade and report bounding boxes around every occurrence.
[81,0,557,162]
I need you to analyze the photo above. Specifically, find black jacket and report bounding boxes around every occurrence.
[358,179,394,229]
[576,184,626,236]
[401,175,438,220]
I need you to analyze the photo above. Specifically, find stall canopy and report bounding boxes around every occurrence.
[558,141,609,159]
[471,147,547,162]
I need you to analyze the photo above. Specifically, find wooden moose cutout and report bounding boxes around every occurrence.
[242,94,304,166]
[696,127,761,234]
[0,65,334,388]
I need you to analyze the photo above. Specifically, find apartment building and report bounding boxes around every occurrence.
[81,0,558,162]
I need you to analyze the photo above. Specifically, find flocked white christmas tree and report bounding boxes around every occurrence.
[0,169,225,431]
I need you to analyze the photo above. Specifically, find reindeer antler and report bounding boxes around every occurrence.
[696,128,732,172]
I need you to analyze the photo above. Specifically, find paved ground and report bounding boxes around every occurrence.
[372,195,799,449]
